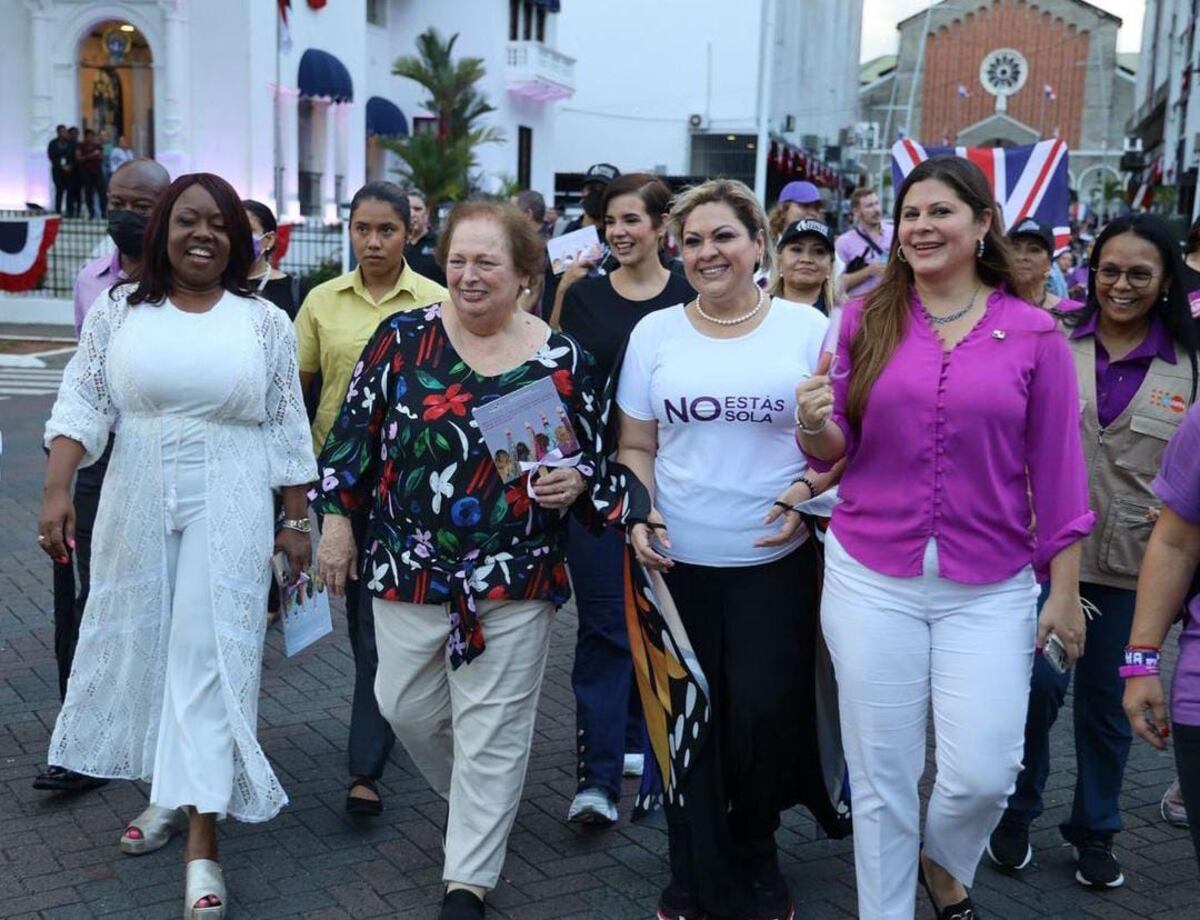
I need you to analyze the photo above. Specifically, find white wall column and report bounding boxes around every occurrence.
[276,85,301,218]
[24,0,56,207]
[320,100,337,221]
[158,0,191,176]
[334,101,351,207]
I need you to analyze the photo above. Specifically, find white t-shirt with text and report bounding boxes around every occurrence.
[616,298,829,566]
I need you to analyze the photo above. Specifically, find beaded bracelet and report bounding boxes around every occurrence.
[1118,645,1161,679]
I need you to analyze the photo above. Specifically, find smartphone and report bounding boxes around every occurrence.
[1043,632,1070,674]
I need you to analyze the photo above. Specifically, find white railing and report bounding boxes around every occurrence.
[505,40,575,101]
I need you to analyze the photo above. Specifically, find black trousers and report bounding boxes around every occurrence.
[660,542,823,918]
[82,172,104,219]
[52,169,69,213]
[51,435,113,701]
[320,508,397,779]
[1174,722,1200,869]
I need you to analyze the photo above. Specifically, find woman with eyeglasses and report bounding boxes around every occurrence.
[989,214,1200,890]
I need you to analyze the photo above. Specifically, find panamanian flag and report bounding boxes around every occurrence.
[0,215,60,292]
[891,138,1070,250]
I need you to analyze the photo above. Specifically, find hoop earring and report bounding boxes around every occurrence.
[896,247,908,263]
[976,239,985,258]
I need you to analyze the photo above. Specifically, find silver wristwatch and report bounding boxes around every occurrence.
[280,517,312,534]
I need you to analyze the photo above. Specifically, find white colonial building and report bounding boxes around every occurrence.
[1,0,574,215]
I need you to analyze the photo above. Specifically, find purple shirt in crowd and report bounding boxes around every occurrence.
[73,250,127,337]
[1151,402,1200,725]
[835,222,894,298]
[807,290,1094,583]
[1069,311,1175,428]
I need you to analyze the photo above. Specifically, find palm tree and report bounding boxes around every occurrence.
[382,29,503,205]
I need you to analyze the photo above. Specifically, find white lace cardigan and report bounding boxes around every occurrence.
[44,287,318,822]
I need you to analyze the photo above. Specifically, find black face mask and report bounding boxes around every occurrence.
[107,209,148,258]
[581,186,604,220]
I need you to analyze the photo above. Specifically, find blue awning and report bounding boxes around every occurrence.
[366,96,408,138]
[298,49,354,103]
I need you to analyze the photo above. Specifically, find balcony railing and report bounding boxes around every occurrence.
[506,40,575,102]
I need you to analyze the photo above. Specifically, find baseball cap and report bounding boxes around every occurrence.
[582,163,620,186]
[778,181,821,205]
[777,218,834,251]
[1008,218,1054,255]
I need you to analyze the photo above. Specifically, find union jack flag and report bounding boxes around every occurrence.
[891,138,1070,250]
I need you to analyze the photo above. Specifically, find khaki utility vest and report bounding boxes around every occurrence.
[1070,334,1194,589]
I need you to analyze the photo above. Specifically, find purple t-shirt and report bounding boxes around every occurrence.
[835,223,893,298]
[1152,403,1200,725]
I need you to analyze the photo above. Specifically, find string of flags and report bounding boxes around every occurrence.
[767,137,844,188]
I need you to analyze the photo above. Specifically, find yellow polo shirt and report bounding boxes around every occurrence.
[295,264,448,455]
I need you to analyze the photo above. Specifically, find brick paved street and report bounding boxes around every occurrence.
[2,371,1198,919]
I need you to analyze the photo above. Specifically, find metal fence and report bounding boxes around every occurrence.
[1,214,347,300]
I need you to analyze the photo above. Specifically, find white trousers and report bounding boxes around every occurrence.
[373,597,554,889]
[821,531,1038,920]
[150,422,235,817]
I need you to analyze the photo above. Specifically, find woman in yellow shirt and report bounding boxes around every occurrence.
[294,181,447,814]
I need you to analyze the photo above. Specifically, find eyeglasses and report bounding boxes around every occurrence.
[1093,265,1159,289]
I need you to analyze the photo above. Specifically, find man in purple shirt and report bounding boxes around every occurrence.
[34,158,170,794]
[835,188,893,300]
[1124,402,1200,865]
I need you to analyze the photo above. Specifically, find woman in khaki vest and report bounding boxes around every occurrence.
[988,215,1199,888]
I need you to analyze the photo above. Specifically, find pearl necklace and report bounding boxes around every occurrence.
[695,287,766,326]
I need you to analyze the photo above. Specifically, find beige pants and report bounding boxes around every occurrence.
[372,597,554,889]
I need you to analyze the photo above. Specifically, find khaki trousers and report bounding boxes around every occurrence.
[373,597,554,889]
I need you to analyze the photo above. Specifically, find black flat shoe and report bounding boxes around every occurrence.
[345,777,383,816]
[32,766,109,792]
[918,858,977,920]
[439,888,485,919]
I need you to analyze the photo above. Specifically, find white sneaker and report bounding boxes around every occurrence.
[622,753,645,777]
[1162,778,1190,828]
[567,787,617,825]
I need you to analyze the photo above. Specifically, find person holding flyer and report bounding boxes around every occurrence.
[37,173,316,919]
[313,200,603,920]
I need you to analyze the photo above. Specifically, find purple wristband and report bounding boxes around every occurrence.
[1120,646,1161,679]
[1118,664,1160,679]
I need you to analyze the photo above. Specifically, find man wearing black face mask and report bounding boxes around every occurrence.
[563,162,619,235]
[34,157,172,794]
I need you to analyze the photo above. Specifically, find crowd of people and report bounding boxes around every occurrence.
[46,124,135,219]
[29,147,1200,920]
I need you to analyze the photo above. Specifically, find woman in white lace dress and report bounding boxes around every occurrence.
[38,173,317,920]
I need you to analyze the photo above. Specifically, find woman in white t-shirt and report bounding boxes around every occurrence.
[615,179,840,920]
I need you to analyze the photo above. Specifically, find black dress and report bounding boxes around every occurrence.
[257,275,299,320]
[560,272,695,382]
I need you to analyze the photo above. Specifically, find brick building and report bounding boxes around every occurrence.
[855,0,1136,215]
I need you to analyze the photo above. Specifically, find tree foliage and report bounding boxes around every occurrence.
[382,29,503,205]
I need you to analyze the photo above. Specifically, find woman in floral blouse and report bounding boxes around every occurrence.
[313,200,601,920]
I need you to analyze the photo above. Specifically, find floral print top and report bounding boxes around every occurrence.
[311,304,602,667]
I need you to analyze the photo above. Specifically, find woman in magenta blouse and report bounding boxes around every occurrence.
[796,156,1094,920]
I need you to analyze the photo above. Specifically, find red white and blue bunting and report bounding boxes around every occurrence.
[0,215,60,292]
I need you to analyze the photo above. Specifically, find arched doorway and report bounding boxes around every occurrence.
[77,20,154,157]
